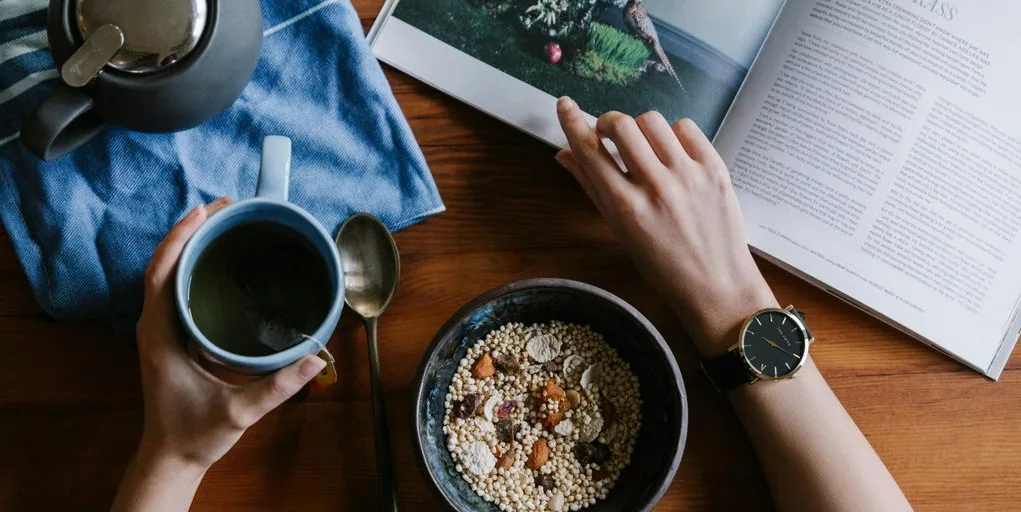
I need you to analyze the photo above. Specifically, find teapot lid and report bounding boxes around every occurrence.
[76,0,209,74]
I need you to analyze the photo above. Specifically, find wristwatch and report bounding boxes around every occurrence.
[701,306,814,392]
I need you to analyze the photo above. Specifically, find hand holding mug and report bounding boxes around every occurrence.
[134,198,325,473]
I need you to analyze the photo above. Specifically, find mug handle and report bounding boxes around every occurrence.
[20,84,106,160]
[257,136,292,202]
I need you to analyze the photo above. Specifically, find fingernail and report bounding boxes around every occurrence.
[212,196,231,207]
[557,96,575,113]
[299,357,326,380]
[183,206,202,222]
[554,152,568,169]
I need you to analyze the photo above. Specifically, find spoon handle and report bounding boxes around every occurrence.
[365,316,399,511]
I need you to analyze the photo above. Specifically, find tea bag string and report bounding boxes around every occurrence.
[301,334,335,364]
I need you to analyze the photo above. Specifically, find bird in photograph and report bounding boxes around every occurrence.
[623,0,688,97]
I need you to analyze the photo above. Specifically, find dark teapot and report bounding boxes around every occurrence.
[20,0,263,160]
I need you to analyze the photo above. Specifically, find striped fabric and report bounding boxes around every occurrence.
[0,0,443,322]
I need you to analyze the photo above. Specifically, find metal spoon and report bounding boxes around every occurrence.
[337,213,400,512]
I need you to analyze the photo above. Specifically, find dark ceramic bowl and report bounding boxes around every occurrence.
[413,279,688,511]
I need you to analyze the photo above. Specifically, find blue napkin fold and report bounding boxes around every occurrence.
[0,0,444,321]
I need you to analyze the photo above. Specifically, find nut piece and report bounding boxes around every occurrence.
[473,353,496,379]
[562,355,586,382]
[526,438,550,470]
[543,380,566,402]
[550,490,566,511]
[483,393,502,421]
[496,449,515,470]
[565,389,581,408]
[580,364,599,390]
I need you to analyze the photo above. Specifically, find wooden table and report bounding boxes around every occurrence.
[2,5,1020,511]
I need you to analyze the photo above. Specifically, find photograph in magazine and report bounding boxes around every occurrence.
[389,0,784,136]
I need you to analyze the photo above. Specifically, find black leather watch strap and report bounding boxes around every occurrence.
[791,307,814,341]
[701,350,757,392]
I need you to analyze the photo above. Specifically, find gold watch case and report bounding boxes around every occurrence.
[730,305,814,383]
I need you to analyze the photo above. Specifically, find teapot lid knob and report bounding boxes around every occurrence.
[75,0,210,74]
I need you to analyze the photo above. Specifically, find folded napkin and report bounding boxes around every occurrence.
[0,0,444,322]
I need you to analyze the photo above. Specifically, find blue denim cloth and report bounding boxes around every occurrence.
[0,0,444,322]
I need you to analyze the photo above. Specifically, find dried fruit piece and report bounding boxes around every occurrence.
[565,389,581,408]
[483,393,502,421]
[543,410,565,431]
[496,400,517,419]
[592,467,610,482]
[526,334,562,363]
[578,416,604,443]
[454,393,481,418]
[497,449,515,470]
[580,364,600,390]
[553,418,574,436]
[589,441,611,464]
[573,441,610,466]
[543,380,566,402]
[473,353,496,379]
[462,441,497,475]
[493,354,521,374]
[526,438,550,469]
[496,418,519,443]
[600,398,617,426]
[535,474,555,490]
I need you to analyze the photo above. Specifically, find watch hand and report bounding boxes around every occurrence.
[762,337,798,358]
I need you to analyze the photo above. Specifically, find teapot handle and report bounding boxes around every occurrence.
[20,84,106,160]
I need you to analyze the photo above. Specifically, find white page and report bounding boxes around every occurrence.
[715,0,1021,377]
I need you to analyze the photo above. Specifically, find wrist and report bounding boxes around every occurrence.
[136,438,210,482]
[680,278,778,358]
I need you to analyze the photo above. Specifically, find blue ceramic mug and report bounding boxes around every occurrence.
[174,136,345,373]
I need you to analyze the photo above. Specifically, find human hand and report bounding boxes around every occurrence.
[555,97,777,356]
[134,197,326,472]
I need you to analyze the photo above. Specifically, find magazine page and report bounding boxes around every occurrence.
[714,0,1021,376]
[371,0,784,144]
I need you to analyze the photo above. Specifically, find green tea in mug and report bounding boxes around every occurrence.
[187,221,333,356]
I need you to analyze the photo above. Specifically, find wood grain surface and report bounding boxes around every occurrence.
[1,3,1019,510]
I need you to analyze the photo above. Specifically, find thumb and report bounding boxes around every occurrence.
[236,356,325,423]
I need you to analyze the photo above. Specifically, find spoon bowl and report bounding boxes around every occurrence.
[338,214,400,319]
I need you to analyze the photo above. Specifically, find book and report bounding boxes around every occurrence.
[369,0,1021,379]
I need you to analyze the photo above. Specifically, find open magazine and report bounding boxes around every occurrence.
[369,0,1021,378]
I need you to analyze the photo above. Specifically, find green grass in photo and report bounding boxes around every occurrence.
[569,23,651,86]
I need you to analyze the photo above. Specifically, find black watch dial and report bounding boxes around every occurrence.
[740,310,808,379]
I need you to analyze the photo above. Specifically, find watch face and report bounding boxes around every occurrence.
[740,310,808,379]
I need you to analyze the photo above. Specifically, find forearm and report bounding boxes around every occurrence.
[111,444,207,512]
[729,359,911,511]
[671,275,911,512]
